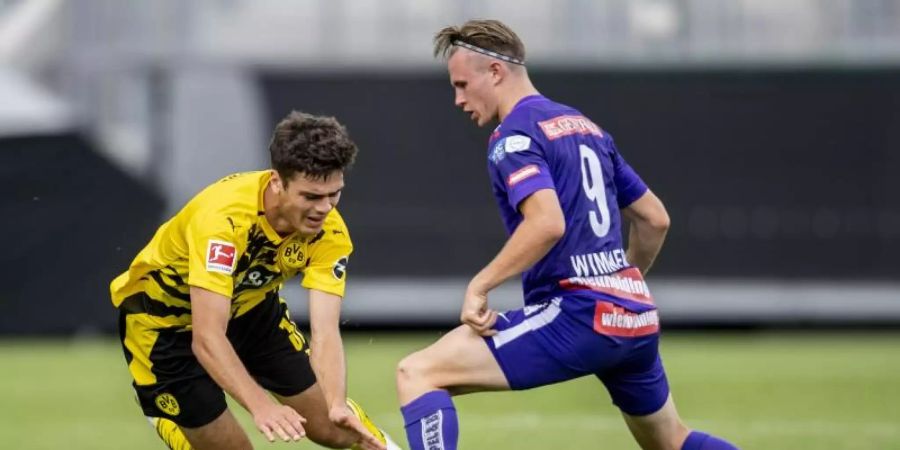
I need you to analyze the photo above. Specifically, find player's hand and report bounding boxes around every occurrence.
[250,401,307,443]
[461,286,498,336]
[329,404,386,450]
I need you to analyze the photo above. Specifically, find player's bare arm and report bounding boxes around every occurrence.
[621,190,670,275]
[190,286,307,443]
[464,188,565,335]
[308,289,385,450]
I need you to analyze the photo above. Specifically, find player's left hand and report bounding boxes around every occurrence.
[329,404,386,450]
[461,286,498,336]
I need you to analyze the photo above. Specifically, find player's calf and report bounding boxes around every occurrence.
[396,325,510,450]
[172,409,252,450]
[149,417,194,450]
[623,396,738,450]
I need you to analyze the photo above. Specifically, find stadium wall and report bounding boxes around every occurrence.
[5,69,900,335]
[1,133,163,335]
[259,68,900,280]
[259,68,900,329]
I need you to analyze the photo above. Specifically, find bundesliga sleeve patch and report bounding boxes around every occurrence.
[504,135,531,153]
[206,240,237,274]
[507,164,541,187]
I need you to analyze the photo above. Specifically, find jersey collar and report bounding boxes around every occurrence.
[258,172,292,244]
[510,94,545,115]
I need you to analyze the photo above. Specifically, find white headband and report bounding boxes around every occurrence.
[452,40,525,65]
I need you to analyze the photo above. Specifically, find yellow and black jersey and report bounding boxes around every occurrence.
[110,171,352,328]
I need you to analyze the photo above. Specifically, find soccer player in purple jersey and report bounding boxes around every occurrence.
[395,20,738,450]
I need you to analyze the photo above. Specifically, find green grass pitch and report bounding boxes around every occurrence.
[1,332,898,449]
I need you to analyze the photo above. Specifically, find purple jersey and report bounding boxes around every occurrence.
[487,95,654,312]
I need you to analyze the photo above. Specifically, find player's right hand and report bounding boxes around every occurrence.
[329,403,386,450]
[461,287,498,336]
[251,402,307,443]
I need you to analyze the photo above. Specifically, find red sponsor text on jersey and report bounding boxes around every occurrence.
[538,115,603,140]
[559,267,654,306]
[593,301,659,337]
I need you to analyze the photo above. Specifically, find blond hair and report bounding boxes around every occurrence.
[433,19,525,63]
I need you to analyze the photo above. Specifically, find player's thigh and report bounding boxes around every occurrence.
[397,324,509,402]
[234,298,352,446]
[273,383,355,448]
[232,295,317,398]
[179,409,253,450]
[621,394,690,450]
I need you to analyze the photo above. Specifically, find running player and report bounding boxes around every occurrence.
[395,20,738,450]
[112,111,399,450]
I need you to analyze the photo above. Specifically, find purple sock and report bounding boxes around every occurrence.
[682,431,739,450]
[400,390,459,450]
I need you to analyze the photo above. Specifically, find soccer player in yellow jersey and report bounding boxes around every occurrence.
[111,111,399,450]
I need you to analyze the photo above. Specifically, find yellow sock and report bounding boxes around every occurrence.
[148,416,194,450]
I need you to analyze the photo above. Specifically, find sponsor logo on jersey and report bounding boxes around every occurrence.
[155,393,181,416]
[332,256,348,280]
[489,140,506,164]
[560,266,654,305]
[593,301,659,337]
[507,164,540,187]
[523,297,561,316]
[504,135,532,153]
[538,115,603,140]
[206,240,237,274]
[279,240,306,270]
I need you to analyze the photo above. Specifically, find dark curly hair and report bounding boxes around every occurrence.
[268,111,358,183]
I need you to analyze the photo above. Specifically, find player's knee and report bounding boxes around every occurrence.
[396,353,420,386]
[396,352,433,389]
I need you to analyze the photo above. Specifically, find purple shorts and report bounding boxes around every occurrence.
[484,295,669,416]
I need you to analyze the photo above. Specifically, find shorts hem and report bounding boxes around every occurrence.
[483,335,524,390]
[615,389,670,417]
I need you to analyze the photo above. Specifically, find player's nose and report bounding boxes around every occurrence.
[315,197,334,213]
[454,92,465,108]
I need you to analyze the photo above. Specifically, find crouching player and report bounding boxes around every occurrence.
[396,20,739,450]
[111,111,399,450]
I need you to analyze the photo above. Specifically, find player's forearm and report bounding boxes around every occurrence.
[310,331,348,409]
[625,219,668,275]
[192,331,271,412]
[470,215,564,293]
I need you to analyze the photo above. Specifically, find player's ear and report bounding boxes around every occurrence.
[489,61,504,85]
[270,170,284,194]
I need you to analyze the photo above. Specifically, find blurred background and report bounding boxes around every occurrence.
[3,0,898,333]
[1,1,899,449]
